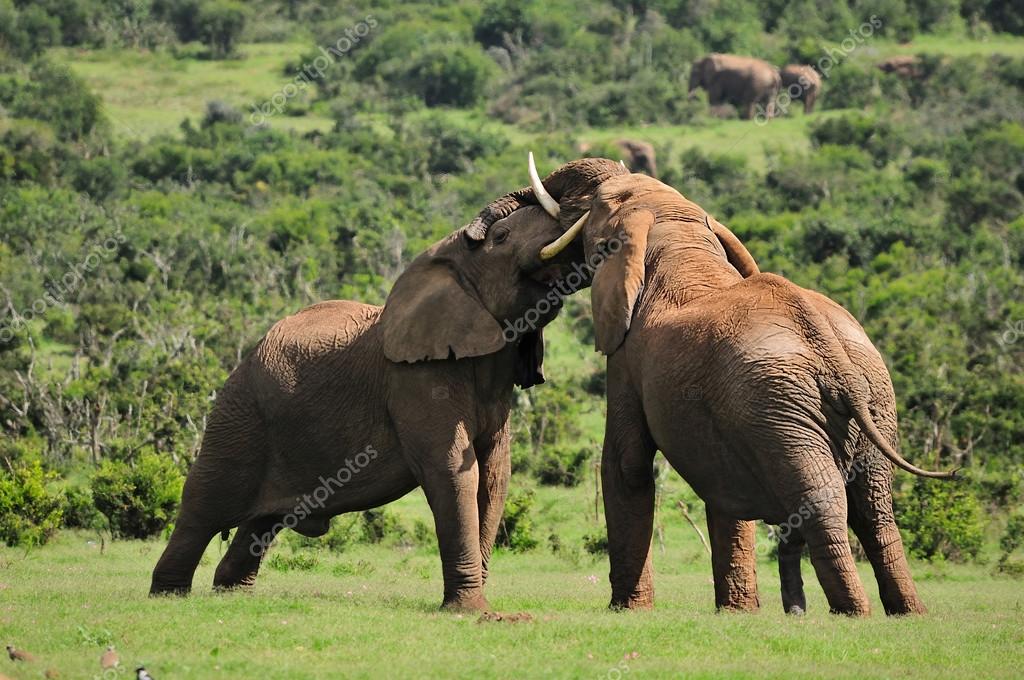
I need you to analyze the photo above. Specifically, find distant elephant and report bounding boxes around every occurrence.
[149,157,622,611]
[877,55,922,78]
[689,53,781,120]
[779,64,822,114]
[615,139,657,178]
[524,160,955,616]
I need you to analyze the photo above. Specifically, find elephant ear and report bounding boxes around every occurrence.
[706,214,760,278]
[589,209,654,355]
[380,251,505,363]
[514,329,545,389]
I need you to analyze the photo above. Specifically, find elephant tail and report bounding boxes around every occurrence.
[843,389,958,479]
[790,284,959,480]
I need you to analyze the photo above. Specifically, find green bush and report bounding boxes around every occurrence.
[91,453,183,539]
[898,477,985,562]
[268,551,319,572]
[0,61,105,141]
[195,0,248,58]
[534,446,591,487]
[582,530,608,555]
[0,460,64,547]
[359,507,406,544]
[497,490,539,552]
[62,485,103,530]
[402,43,496,107]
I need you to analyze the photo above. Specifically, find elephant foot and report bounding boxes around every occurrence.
[609,592,654,611]
[149,583,191,597]
[786,605,806,616]
[828,604,871,617]
[212,580,257,593]
[441,590,491,613]
[883,598,927,616]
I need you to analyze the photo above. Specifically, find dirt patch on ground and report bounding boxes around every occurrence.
[476,611,534,624]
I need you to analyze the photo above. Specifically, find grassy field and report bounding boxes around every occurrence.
[3,488,1022,680]
[19,32,1021,680]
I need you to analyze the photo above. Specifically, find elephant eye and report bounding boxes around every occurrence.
[492,228,510,244]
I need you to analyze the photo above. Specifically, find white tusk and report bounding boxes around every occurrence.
[528,151,560,219]
[620,160,627,169]
[540,210,590,260]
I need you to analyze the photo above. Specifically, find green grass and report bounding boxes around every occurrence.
[59,42,334,139]
[870,33,1024,57]
[3,479,1022,679]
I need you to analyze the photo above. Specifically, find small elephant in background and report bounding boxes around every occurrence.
[149,157,625,611]
[615,139,658,178]
[779,64,822,114]
[689,53,781,120]
[577,139,658,178]
[877,55,922,78]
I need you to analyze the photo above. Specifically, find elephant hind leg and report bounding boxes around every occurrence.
[150,520,220,595]
[706,509,760,612]
[846,479,926,615]
[778,529,807,615]
[779,459,870,616]
[213,516,283,590]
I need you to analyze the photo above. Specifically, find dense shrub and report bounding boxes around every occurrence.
[0,460,64,547]
[898,478,985,562]
[91,454,183,539]
[195,0,248,57]
[0,61,104,141]
[534,446,591,487]
[359,507,406,544]
[497,490,539,552]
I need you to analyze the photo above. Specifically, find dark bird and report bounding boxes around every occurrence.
[101,645,119,669]
[136,666,155,680]
[5,645,35,662]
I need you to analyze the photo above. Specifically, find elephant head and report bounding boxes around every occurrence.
[688,55,712,94]
[532,167,758,354]
[379,155,627,384]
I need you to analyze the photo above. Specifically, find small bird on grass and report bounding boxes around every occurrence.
[5,644,35,662]
[101,644,119,669]
[136,666,155,680]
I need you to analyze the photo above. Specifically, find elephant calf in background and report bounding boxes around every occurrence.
[149,159,619,611]
[524,159,955,616]
[780,64,822,114]
[689,53,781,120]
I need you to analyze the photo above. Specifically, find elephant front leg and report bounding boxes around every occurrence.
[706,508,760,612]
[403,433,489,612]
[602,380,657,610]
[475,426,511,585]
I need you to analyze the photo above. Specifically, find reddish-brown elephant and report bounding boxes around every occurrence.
[523,158,956,616]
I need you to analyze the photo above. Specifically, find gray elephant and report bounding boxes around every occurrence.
[521,159,955,616]
[615,139,657,178]
[148,157,618,611]
[780,64,822,114]
[689,53,781,120]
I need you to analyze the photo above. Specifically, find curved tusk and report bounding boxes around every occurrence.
[528,151,560,219]
[620,160,627,169]
[540,210,590,260]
